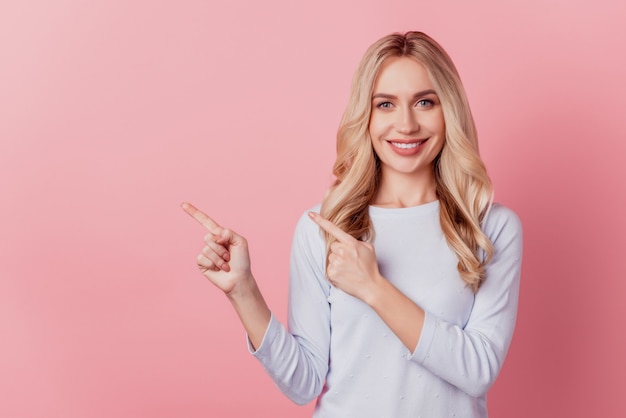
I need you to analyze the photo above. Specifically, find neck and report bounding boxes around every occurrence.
[371,168,437,208]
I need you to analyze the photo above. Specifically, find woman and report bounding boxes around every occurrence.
[183,31,522,417]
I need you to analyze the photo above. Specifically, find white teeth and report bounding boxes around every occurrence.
[391,140,424,149]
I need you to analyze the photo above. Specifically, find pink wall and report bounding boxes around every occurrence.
[1,0,624,416]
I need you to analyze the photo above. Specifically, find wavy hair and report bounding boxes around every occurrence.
[320,31,494,292]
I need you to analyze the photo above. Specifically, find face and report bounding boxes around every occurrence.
[369,56,445,181]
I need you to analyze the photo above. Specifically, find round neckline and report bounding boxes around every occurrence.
[368,199,440,215]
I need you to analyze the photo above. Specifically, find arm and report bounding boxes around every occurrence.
[410,205,523,396]
[251,211,331,404]
[309,211,426,350]
[182,202,270,349]
[310,205,523,397]
[183,203,330,405]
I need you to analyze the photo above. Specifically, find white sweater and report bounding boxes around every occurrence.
[251,201,523,418]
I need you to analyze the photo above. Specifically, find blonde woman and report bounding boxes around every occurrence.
[183,31,522,417]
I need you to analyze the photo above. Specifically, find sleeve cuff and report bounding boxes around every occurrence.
[247,312,276,356]
[407,310,438,363]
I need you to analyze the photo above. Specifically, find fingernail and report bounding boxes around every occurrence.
[308,212,317,219]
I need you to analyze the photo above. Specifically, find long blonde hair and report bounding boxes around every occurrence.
[320,31,494,292]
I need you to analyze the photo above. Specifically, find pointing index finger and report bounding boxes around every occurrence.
[181,202,222,234]
[308,212,354,244]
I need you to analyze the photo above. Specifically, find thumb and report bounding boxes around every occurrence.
[214,228,246,248]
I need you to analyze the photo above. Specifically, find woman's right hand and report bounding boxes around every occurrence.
[182,202,252,296]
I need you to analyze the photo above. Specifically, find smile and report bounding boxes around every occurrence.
[389,139,428,149]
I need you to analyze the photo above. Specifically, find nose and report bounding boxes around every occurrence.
[395,107,419,135]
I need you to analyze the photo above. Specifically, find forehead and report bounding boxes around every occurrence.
[372,56,434,93]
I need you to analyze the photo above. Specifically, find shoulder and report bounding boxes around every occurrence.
[482,203,523,257]
[294,203,323,233]
[483,203,522,239]
[291,204,325,249]
[289,204,327,275]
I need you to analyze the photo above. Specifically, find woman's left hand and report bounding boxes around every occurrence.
[308,212,383,303]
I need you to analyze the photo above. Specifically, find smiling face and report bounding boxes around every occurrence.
[369,56,446,183]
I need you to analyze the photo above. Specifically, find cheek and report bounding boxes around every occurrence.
[368,114,387,138]
[367,116,377,137]
[436,124,446,143]
[424,112,446,140]
[435,111,446,135]
[368,124,385,157]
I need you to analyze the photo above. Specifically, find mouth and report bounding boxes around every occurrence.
[388,138,429,149]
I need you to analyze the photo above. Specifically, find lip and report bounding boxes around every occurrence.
[386,138,429,156]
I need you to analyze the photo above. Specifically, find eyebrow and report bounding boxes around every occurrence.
[372,89,437,100]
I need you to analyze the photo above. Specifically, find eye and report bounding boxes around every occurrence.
[416,99,435,108]
[375,101,393,109]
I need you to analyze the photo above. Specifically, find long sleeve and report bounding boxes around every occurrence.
[409,204,523,397]
[249,209,331,405]
[246,202,521,416]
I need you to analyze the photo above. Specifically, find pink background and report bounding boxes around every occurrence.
[1,0,625,416]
